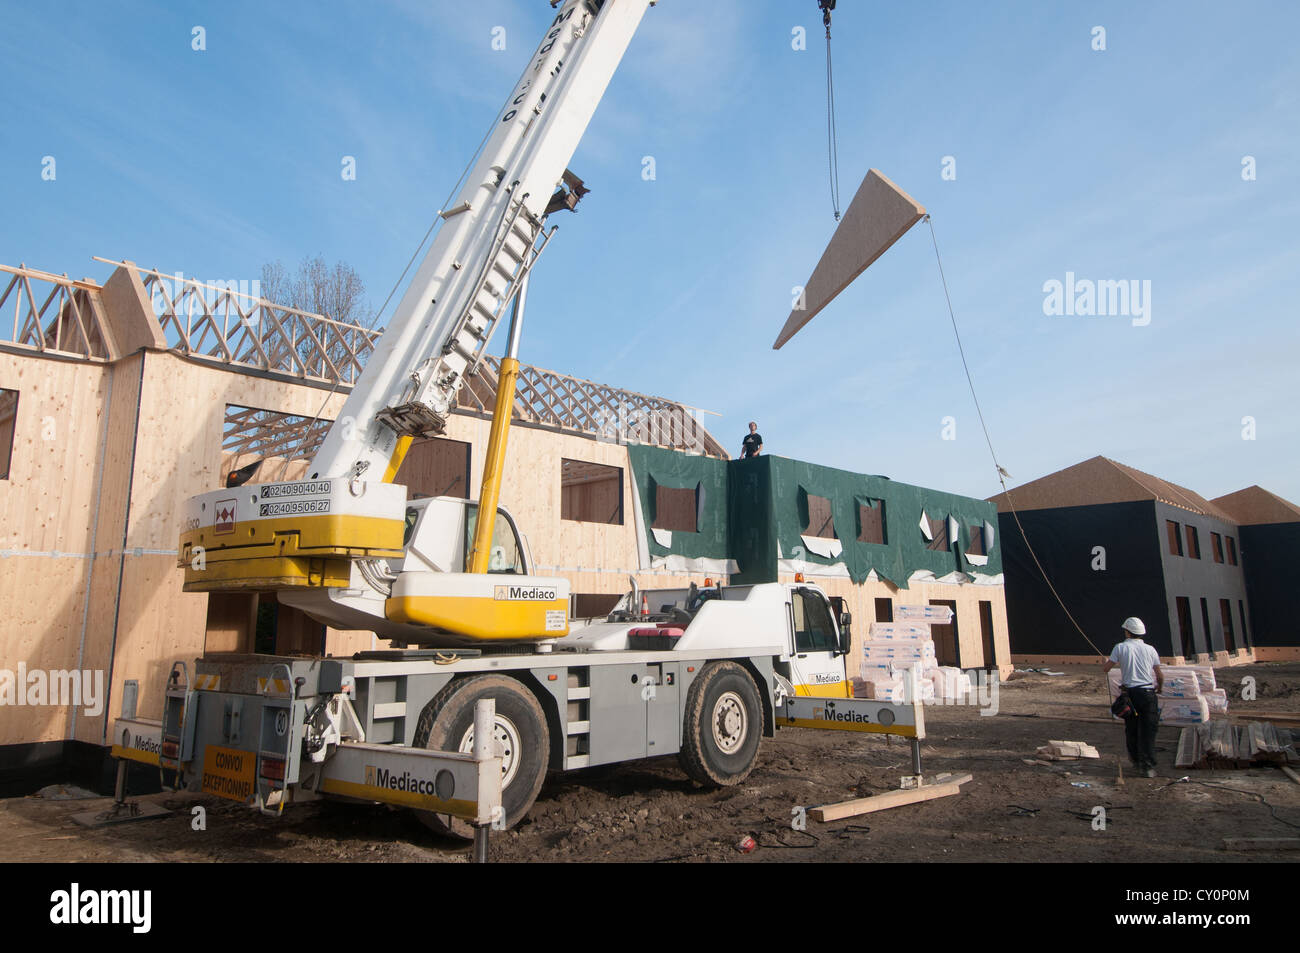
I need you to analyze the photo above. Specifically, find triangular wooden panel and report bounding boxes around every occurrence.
[774,169,926,350]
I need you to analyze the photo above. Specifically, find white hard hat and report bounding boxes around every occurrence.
[1122,617,1146,635]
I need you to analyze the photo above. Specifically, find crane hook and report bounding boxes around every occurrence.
[819,0,835,35]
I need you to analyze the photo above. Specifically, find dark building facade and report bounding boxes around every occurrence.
[1212,486,1300,661]
[989,457,1255,664]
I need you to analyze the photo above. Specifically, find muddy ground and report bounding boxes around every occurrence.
[4,662,1298,863]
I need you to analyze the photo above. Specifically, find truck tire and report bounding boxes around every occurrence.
[411,674,550,839]
[679,661,762,787]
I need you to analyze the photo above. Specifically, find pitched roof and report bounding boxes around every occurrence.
[986,456,1236,522]
[1210,486,1300,526]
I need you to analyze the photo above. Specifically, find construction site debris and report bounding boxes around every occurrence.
[1222,838,1300,851]
[1035,740,1101,761]
[810,773,973,822]
[1173,719,1299,768]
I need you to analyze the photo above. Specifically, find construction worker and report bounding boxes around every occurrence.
[740,421,763,460]
[1102,617,1164,777]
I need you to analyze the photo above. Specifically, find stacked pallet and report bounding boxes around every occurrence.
[1106,664,1225,724]
[854,605,955,703]
[1174,720,1299,768]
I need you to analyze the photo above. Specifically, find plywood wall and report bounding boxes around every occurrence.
[0,352,114,745]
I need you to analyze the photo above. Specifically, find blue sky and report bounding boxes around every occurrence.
[2,1,1297,505]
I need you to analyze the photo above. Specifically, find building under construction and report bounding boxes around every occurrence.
[0,259,1010,787]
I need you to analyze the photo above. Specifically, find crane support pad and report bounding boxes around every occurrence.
[111,718,164,766]
[318,742,502,824]
[779,694,925,739]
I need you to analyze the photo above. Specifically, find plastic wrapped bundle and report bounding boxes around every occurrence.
[860,661,896,678]
[1158,695,1210,725]
[861,642,936,662]
[928,666,969,700]
[1161,674,1202,698]
[1204,688,1229,714]
[866,622,933,641]
[864,678,907,703]
[1160,665,1212,695]
[895,604,954,624]
[911,678,936,703]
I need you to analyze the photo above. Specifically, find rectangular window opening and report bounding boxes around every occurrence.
[801,491,836,539]
[561,459,623,525]
[856,498,886,544]
[1219,599,1236,653]
[0,388,16,480]
[926,515,950,552]
[652,483,699,533]
[1166,520,1183,556]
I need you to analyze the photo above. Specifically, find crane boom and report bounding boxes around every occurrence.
[178,0,655,646]
[309,0,652,484]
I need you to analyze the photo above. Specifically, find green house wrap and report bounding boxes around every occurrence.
[625,447,1001,588]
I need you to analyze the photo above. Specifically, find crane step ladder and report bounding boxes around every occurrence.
[443,194,554,377]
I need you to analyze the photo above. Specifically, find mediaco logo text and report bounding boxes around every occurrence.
[150,271,262,317]
[1042,272,1151,327]
[0,664,104,717]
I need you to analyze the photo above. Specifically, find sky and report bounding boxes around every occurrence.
[2,0,1297,505]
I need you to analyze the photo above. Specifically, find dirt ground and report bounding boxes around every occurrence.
[4,661,1298,863]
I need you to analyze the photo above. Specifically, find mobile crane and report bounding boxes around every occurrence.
[111,0,928,840]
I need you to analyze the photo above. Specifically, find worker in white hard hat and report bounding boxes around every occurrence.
[1102,617,1164,777]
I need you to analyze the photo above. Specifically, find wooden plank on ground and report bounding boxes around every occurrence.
[1281,766,1300,787]
[1222,838,1300,852]
[811,774,972,822]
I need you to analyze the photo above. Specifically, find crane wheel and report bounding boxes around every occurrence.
[678,661,762,787]
[412,674,549,839]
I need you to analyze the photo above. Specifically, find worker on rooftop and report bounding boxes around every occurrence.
[1101,617,1164,778]
[740,421,763,460]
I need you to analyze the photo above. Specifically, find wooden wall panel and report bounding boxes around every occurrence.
[0,352,114,745]
[0,559,88,745]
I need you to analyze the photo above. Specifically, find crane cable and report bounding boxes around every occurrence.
[821,1,842,221]
[924,215,1107,659]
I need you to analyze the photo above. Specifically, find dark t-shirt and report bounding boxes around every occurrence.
[741,432,763,458]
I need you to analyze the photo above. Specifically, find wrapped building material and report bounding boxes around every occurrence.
[1204,688,1229,714]
[1161,674,1202,698]
[867,622,934,641]
[1158,695,1210,725]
